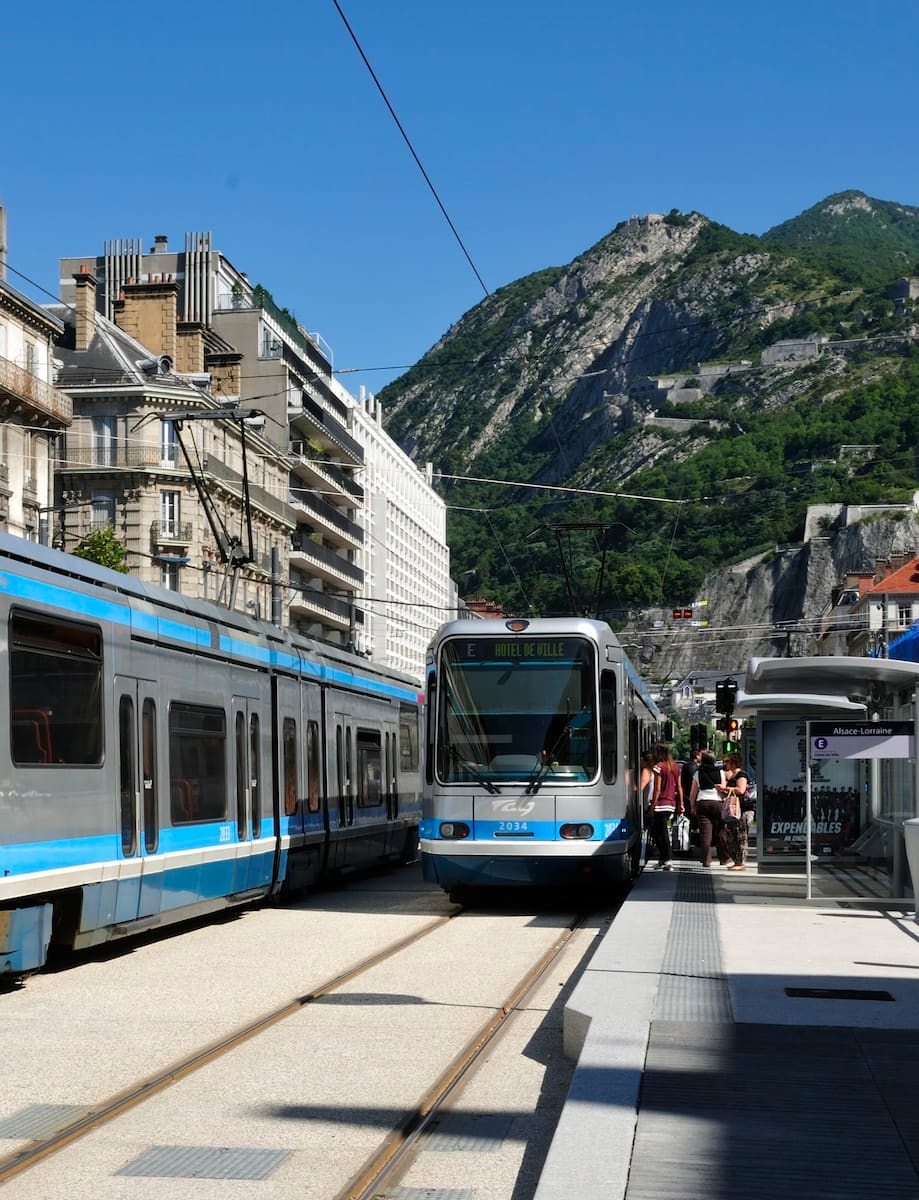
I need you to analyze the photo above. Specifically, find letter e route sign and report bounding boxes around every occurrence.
[810,721,915,760]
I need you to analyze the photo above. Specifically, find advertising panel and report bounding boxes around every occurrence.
[760,719,860,859]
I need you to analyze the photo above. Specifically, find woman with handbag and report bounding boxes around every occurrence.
[719,752,750,871]
[689,751,725,867]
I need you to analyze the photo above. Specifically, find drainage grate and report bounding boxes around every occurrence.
[0,1105,88,1140]
[785,986,895,1002]
[116,1145,289,1180]
[385,1190,475,1200]
[422,1112,513,1152]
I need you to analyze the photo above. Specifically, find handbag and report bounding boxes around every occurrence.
[721,787,741,823]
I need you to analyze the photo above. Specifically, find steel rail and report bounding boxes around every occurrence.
[0,912,455,1188]
[334,911,588,1200]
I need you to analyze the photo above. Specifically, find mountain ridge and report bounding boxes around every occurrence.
[380,191,919,660]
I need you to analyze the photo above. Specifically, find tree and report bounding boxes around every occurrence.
[72,527,130,573]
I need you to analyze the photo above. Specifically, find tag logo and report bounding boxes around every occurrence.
[492,798,536,817]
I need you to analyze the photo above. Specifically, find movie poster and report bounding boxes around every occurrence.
[760,719,860,859]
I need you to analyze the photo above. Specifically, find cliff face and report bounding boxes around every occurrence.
[628,512,919,681]
[384,213,773,478]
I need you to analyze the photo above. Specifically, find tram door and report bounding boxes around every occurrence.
[115,678,160,923]
[322,713,354,874]
[231,697,264,894]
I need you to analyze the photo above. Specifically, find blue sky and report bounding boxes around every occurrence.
[3,0,918,393]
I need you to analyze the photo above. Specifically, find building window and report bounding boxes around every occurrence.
[93,416,116,466]
[160,490,180,536]
[91,490,115,529]
[23,341,36,373]
[260,322,282,358]
[160,561,179,591]
[898,603,912,628]
[160,419,178,466]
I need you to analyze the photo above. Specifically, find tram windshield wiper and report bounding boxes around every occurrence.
[524,703,588,795]
[448,745,500,794]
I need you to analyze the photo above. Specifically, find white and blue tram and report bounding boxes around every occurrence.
[419,617,660,893]
[0,533,422,977]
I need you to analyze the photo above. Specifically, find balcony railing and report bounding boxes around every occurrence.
[288,392,363,463]
[290,588,364,624]
[290,536,364,586]
[151,520,194,545]
[0,355,72,423]
[287,445,363,502]
[289,488,363,543]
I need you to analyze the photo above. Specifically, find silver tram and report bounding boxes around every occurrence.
[0,533,422,976]
[419,617,660,894]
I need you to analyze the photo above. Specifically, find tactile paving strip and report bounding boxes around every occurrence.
[653,868,733,1022]
[116,1145,289,1180]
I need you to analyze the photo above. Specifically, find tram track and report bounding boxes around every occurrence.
[335,911,588,1200]
[0,910,457,1189]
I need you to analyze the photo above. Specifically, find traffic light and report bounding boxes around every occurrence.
[723,718,740,754]
[690,723,707,752]
[714,678,738,715]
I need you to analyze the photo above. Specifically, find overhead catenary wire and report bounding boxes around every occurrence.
[331,0,490,302]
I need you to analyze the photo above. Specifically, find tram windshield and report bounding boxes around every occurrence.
[437,635,598,783]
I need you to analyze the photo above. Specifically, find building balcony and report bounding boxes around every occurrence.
[288,587,364,632]
[0,355,72,425]
[151,520,194,547]
[288,392,363,464]
[289,487,363,549]
[287,444,363,505]
[289,536,363,589]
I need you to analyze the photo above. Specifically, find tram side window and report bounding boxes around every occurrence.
[250,713,262,840]
[9,611,103,766]
[283,717,298,816]
[119,695,137,856]
[399,703,419,772]
[356,728,383,807]
[168,703,227,823]
[600,670,617,784]
[142,698,158,854]
[306,720,320,813]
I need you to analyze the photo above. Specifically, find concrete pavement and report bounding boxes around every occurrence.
[535,859,919,1200]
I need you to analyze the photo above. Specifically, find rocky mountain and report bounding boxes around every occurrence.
[628,509,919,683]
[380,191,919,673]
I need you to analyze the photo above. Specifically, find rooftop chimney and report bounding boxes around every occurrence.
[153,234,168,253]
[73,267,97,351]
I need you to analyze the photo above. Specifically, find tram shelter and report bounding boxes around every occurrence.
[735,655,919,900]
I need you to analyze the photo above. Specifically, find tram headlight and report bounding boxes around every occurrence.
[560,823,594,840]
[439,822,470,840]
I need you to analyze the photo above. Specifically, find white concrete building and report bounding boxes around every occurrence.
[341,380,452,683]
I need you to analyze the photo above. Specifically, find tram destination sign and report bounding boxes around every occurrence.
[810,721,915,760]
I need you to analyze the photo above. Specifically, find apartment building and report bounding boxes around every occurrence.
[58,229,454,673]
[0,208,71,537]
[47,269,293,615]
[60,233,365,647]
[344,382,452,680]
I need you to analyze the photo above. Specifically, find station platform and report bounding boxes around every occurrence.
[534,857,919,1200]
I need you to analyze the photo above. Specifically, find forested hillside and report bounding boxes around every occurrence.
[380,191,919,623]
